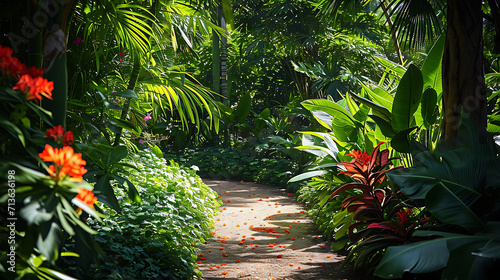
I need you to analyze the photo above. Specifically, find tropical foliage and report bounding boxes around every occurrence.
[1,0,500,279]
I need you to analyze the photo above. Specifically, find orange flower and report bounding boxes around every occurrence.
[13,74,53,101]
[39,144,87,181]
[75,188,97,208]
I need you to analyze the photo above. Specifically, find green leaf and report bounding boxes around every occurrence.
[124,179,141,203]
[115,89,138,99]
[108,118,140,136]
[374,239,449,279]
[288,170,328,183]
[151,144,163,159]
[362,84,394,111]
[94,175,121,212]
[421,88,438,127]
[37,267,79,280]
[391,126,418,153]
[0,118,25,146]
[426,183,483,232]
[102,145,129,169]
[302,99,360,142]
[352,93,392,123]
[421,34,444,94]
[259,108,271,119]
[20,201,54,225]
[37,222,63,264]
[369,115,396,137]
[232,92,252,123]
[472,241,500,258]
[392,64,423,132]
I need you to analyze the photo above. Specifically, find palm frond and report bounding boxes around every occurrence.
[385,0,445,49]
[139,70,220,132]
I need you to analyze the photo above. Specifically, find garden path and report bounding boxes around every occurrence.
[198,180,360,280]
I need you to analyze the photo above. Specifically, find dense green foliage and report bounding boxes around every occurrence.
[63,150,220,279]
[1,0,500,279]
[165,146,300,189]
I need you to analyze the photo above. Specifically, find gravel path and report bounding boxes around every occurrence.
[197,180,361,280]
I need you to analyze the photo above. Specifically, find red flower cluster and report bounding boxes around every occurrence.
[346,149,371,165]
[0,46,27,77]
[46,125,74,145]
[1,45,53,101]
[39,144,87,181]
[13,74,54,101]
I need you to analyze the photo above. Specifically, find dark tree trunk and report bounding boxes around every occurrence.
[441,0,487,143]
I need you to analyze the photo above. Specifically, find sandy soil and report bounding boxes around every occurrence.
[197,180,362,280]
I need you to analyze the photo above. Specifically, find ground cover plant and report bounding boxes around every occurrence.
[62,149,220,279]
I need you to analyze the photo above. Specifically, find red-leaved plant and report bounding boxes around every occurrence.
[331,142,403,241]
[331,142,425,271]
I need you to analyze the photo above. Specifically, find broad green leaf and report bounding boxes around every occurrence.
[369,115,396,137]
[374,239,449,279]
[391,126,418,153]
[426,183,483,232]
[302,99,356,126]
[345,93,359,117]
[362,84,394,111]
[421,88,438,127]
[259,108,271,119]
[102,145,128,169]
[472,241,500,258]
[421,34,444,94]
[373,56,407,77]
[392,64,423,132]
[232,92,251,123]
[351,93,392,122]
[94,175,121,212]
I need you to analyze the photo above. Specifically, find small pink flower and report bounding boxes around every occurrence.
[139,140,143,144]
[73,38,84,45]
[144,114,152,121]
[114,99,119,103]
[119,52,126,61]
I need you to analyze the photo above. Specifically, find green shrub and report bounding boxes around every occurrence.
[63,149,220,279]
[164,146,300,189]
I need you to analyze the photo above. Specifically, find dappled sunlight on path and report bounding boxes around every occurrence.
[198,180,360,280]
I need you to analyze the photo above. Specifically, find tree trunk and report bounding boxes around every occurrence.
[441,0,487,143]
